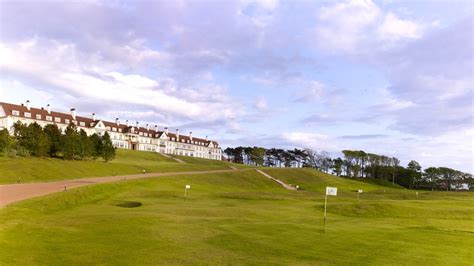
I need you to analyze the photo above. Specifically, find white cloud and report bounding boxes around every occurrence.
[314,0,426,54]
[0,38,241,126]
[377,12,422,41]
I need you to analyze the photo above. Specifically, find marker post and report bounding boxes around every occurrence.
[184,185,191,199]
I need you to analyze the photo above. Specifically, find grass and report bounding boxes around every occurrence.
[0,149,242,184]
[0,169,472,265]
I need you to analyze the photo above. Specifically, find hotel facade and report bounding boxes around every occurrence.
[0,101,222,160]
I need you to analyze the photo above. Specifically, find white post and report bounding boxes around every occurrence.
[184,187,187,198]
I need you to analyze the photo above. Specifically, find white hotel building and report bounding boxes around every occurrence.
[0,101,222,160]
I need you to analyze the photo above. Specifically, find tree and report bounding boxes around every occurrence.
[89,133,103,160]
[438,167,457,191]
[332,157,344,176]
[43,124,62,157]
[249,147,266,166]
[77,129,93,160]
[407,160,422,188]
[0,129,13,152]
[62,123,79,160]
[101,132,116,162]
[423,167,440,190]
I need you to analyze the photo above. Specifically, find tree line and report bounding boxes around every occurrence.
[0,121,116,161]
[224,147,472,191]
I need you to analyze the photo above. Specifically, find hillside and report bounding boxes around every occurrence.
[0,149,244,184]
[0,168,472,265]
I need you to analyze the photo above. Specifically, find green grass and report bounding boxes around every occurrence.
[1,169,472,265]
[0,149,242,184]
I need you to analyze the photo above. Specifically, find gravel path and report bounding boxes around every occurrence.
[0,169,237,208]
[256,170,298,191]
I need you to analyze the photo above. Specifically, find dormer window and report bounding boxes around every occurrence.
[55,117,61,123]
[36,114,42,119]
[65,119,70,124]
[12,110,20,116]
[106,126,111,130]
[79,121,85,127]
[24,112,31,118]
[112,127,117,132]
[90,122,95,126]
[46,116,53,121]
[118,128,122,132]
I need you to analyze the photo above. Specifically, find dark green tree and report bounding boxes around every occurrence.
[77,129,93,160]
[89,133,103,160]
[101,132,115,162]
[43,124,62,157]
[62,123,79,160]
[0,128,13,152]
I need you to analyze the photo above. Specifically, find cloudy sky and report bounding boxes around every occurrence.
[0,0,472,172]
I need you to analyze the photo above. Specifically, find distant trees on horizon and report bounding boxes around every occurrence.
[0,121,115,162]
[224,146,472,191]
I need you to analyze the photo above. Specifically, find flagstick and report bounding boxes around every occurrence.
[323,193,328,233]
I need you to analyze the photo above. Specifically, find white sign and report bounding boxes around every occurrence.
[185,185,191,189]
[357,189,363,193]
[326,187,337,196]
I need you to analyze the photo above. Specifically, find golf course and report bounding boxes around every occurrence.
[0,150,473,265]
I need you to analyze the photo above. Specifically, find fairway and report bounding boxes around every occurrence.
[1,169,472,265]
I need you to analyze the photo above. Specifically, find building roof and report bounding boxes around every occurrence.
[0,102,219,148]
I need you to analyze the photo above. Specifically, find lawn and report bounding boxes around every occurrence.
[0,149,241,184]
[0,169,472,265]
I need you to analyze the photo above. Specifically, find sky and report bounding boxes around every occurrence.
[0,0,472,172]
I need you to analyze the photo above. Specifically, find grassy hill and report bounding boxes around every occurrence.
[0,149,245,184]
[0,168,472,265]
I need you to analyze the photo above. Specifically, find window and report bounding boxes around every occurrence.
[90,122,95,127]
[46,116,53,121]
[112,127,117,132]
[55,117,61,123]
[12,110,20,116]
[118,128,122,132]
[65,119,70,124]
[79,122,85,127]
[24,112,31,118]
[106,126,111,130]
[36,114,42,119]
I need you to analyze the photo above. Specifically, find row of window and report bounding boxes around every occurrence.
[11,110,218,148]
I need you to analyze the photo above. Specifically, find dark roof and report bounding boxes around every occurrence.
[0,102,219,147]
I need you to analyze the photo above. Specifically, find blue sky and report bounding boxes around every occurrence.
[0,0,472,172]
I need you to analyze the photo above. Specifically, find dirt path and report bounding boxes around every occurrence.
[0,169,237,208]
[256,169,297,191]
[159,153,185,163]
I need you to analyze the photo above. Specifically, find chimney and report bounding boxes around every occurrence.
[126,120,129,127]
[46,104,51,114]
[146,124,149,131]
[189,131,193,141]
[116,118,120,126]
[205,136,208,141]
[165,127,169,135]
[176,129,180,141]
[92,113,96,121]
[154,125,158,132]
[136,121,139,128]
[26,100,31,110]
[70,108,76,120]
